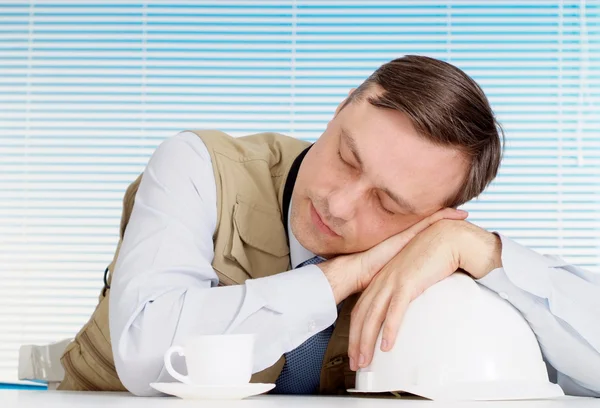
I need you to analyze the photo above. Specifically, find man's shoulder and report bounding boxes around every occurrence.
[181,129,310,158]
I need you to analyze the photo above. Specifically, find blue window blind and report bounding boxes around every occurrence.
[0,0,598,383]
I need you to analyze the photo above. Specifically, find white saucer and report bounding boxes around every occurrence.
[150,382,275,400]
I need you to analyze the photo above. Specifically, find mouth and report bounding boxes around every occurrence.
[310,200,340,237]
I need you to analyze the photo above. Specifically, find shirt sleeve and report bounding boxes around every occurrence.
[476,233,600,397]
[108,131,338,397]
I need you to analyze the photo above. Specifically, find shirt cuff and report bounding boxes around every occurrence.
[243,264,338,346]
[476,232,553,315]
[476,267,541,315]
[486,233,564,299]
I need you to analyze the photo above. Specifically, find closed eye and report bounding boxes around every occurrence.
[377,194,395,215]
[337,149,352,167]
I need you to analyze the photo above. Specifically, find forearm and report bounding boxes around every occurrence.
[476,233,600,396]
[110,265,338,397]
[478,266,600,396]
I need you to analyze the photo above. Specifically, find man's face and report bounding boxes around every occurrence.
[290,90,469,257]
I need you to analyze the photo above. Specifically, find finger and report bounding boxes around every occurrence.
[381,292,411,352]
[389,209,463,247]
[364,229,420,272]
[372,213,441,257]
[437,207,468,220]
[363,209,468,275]
[348,286,378,371]
[348,292,367,371]
[417,208,466,231]
[358,289,392,368]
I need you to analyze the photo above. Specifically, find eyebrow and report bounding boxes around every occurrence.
[382,186,417,214]
[341,127,364,170]
[341,126,418,214]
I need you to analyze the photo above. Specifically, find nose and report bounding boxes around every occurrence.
[327,180,368,222]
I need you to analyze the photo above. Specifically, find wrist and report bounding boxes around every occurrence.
[457,222,503,279]
[318,256,355,304]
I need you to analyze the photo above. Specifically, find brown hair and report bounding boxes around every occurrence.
[339,55,504,207]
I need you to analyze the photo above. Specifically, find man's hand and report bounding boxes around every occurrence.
[347,219,503,371]
[318,208,468,305]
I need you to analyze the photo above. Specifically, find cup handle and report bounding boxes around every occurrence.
[164,345,190,384]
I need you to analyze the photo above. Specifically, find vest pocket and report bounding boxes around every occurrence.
[224,195,290,281]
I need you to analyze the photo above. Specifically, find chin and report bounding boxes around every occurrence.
[301,231,348,259]
[293,222,333,256]
[291,196,341,255]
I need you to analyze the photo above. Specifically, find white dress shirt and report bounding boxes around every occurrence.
[109,131,600,397]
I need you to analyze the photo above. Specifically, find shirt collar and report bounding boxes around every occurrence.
[288,199,317,269]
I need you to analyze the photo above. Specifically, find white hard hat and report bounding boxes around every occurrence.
[348,272,564,401]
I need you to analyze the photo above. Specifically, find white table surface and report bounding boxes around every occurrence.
[1,390,599,408]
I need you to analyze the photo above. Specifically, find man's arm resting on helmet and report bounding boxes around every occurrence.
[348,218,600,397]
[477,233,600,397]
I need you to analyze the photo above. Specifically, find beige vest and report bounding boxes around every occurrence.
[58,130,358,394]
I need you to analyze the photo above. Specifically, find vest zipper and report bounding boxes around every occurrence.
[61,351,98,391]
[80,330,120,380]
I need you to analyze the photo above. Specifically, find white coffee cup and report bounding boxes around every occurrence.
[164,334,255,386]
